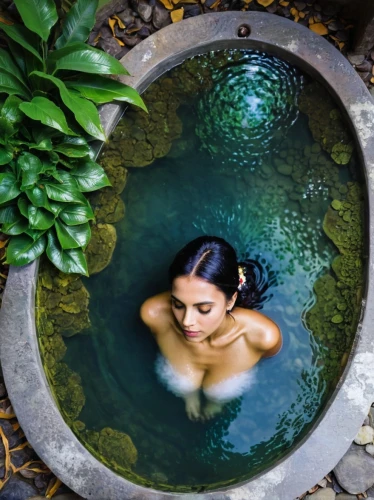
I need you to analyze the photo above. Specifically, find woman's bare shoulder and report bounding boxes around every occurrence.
[236,307,282,355]
[140,292,171,331]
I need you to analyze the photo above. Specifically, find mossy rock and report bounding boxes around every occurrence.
[98,428,138,469]
[323,183,364,255]
[37,264,91,338]
[85,223,117,275]
[81,427,138,471]
[298,81,353,155]
[306,182,364,382]
[331,142,354,165]
[90,188,125,224]
[50,362,85,421]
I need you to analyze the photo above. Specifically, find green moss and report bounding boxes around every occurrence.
[85,223,117,275]
[50,362,85,422]
[305,182,364,381]
[37,261,90,337]
[79,427,138,472]
[331,142,354,165]
[298,81,353,163]
[89,188,126,224]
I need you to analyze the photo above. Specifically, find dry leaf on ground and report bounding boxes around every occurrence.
[113,14,125,29]
[256,0,274,6]
[159,0,174,9]
[171,7,184,22]
[310,22,328,35]
[108,17,116,36]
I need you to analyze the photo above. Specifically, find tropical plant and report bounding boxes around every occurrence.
[0,0,146,275]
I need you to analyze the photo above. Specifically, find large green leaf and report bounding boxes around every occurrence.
[48,200,65,216]
[0,48,25,85]
[48,42,129,75]
[28,205,55,229]
[66,75,147,111]
[18,153,43,190]
[0,23,43,63]
[55,0,98,49]
[30,72,105,140]
[44,175,86,204]
[46,229,88,275]
[18,152,43,173]
[19,97,76,135]
[0,69,31,99]
[30,138,53,151]
[14,0,58,42]
[53,142,89,157]
[71,160,111,192]
[59,202,94,225]
[0,118,15,142]
[0,204,19,223]
[2,214,28,235]
[53,136,90,157]
[1,96,24,124]
[26,185,50,209]
[0,147,13,165]
[55,218,90,249]
[5,233,46,266]
[17,197,29,218]
[0,172,20,204]
[24,227,46,241]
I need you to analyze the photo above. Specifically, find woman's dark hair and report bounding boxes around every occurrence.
[169,236,273,310]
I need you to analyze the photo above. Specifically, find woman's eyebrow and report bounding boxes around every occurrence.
[171,295,214,306]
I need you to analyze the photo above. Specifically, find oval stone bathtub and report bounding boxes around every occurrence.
[0,12,374,500]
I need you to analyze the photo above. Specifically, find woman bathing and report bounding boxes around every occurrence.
[140,236,282,421]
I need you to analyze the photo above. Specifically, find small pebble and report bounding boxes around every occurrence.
[347,53,365,66]
[354,425,374,445]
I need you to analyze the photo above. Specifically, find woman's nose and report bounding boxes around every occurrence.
[183,309,196,327]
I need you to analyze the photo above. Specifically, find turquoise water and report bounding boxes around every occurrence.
[63,51,358,490]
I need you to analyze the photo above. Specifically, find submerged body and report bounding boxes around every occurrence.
[141,275,282,420]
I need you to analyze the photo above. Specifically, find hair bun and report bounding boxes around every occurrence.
[236,259,276,310]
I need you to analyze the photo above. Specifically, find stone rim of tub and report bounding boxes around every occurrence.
[0,11,373,500]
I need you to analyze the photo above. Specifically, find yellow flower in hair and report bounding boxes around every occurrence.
[238,265,246,290]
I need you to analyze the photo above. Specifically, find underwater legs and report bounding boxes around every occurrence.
[184,391,225,421]
[203,399,224,420]
[184,390,201,421]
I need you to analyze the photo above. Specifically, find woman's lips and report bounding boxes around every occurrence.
[183,330,200,338]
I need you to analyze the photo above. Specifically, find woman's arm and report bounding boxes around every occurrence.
[140,292,171,335]
[243,310,282,358]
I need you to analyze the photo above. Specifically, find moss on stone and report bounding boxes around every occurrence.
[37,262,90,338]
[50,362,85,422]
[305,182,364,381]
[89,188,126,224]
[85,223,117,275]
[298,81,353,163]
[79,427,138,472]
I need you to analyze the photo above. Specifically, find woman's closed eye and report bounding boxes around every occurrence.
[172,300,211,314]
[172,300,184,310]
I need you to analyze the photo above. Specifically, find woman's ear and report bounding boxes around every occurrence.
[228,291,238,310]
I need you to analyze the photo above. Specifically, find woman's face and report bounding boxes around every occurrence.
[171,275,236,343]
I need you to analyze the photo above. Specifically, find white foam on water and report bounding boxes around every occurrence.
[203,368,257,403]
[155,355,197,396]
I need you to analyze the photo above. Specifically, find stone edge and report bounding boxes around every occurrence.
[1,11,374,500]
